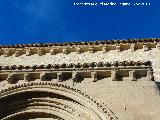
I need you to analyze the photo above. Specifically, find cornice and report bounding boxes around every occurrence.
[0,61,153,86]
[0,38,159,57]
[0,38,160,48]
[0,61,152,71]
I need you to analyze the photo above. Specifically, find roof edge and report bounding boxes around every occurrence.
[0,38,160,48]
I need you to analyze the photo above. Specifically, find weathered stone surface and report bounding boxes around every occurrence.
[0,39,160,120]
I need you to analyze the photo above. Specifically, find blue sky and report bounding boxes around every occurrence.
[0,0,159,44]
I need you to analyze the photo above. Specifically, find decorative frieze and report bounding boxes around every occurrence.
[0,61,151,71]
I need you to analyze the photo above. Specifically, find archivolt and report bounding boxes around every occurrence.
[0,82,118,120]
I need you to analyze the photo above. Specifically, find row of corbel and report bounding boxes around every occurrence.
[5,68,153,84]
[0,44,160,57]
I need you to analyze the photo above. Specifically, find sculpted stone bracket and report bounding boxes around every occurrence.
[0,38,159,57]
[91,71,98,82]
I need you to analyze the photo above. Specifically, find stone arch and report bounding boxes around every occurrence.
[0,82,118,120]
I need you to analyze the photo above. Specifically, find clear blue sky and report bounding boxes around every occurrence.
[0,0,159,45]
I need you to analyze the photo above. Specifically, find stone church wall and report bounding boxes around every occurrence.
[0,39,160,120]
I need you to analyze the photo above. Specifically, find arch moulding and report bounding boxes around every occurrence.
[0,82,118,120]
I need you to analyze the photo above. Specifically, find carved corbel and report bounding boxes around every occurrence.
[91,72,97,82]
[129,71,137,81]
[26,49,31,56]
[40,73,46,81]
[24,73,31,82]
[147,70,154,81]
[57,72,63,82]
[4,50,11,57]
[14,51,21,57]
[7,73,16,84]
[38,49,43,56]
[63,48,68,54]
[130,44,135,52]
[116,45,121,52]
[143,45,149,51]
[102,47,106,53]
[50,48,56,55]
[111,70,117,81]
[72,72,79,82]
[89,47,94,53]
[76,47,81,54]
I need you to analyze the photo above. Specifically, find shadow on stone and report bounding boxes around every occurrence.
[156,82,160,91]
